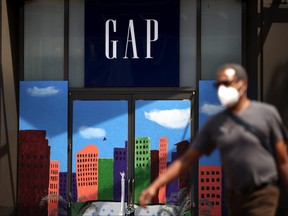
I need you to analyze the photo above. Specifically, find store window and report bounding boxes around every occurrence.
[24,0,197,87]
[24,0,64,80]
[69,0,196,87]
[24,0,243,85]
[201,0,242,79]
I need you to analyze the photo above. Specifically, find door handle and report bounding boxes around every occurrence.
[126,178,135,215]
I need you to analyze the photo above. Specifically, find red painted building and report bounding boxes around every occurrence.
[175,140,190,190]
[150,150,159,204]
[18,130,50,216]
[198,166,222,216]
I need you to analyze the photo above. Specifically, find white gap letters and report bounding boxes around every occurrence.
[105,19,158,59]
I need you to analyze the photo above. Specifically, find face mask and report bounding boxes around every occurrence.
[217,85,240,108]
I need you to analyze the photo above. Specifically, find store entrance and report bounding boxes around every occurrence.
[68,90,195,215]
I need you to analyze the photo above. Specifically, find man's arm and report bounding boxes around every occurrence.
[139,147,202,207]
[274,139,288,191]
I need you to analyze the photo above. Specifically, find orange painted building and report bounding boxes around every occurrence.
[76,144,99,202]
[158,137,168,203]
[48,160,60,216]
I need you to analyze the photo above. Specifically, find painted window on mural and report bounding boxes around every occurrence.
[135,100,191,205]
[72,100,128,203]
[19,81,68,216]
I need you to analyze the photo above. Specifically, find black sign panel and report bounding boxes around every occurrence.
[85,0,180,87]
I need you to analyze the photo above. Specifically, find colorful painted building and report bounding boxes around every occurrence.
[158,137,168,203]
[18,130,50,216]
[76,144,99,202]
[48,160,60,216]
[134,137,151,203]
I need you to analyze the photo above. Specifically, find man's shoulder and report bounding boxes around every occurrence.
[204,109,227,125]
[250,100,278,113]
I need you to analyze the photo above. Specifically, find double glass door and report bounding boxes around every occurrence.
[69,91,195,209]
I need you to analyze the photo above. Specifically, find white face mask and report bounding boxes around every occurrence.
[217,85,240,108]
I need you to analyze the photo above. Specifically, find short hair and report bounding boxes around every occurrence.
[217,63,248,81]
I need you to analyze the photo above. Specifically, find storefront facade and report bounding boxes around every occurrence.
[1,0,288,215]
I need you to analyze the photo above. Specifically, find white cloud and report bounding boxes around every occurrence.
[27,86,60,97]
[79,126,106,139]
[200,103,223,116]
[144,108,190,129]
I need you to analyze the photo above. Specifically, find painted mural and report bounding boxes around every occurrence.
[72,99,192,215]
[72,100,191,204]
[72,100,128,204]
[19,81,68,216]
[198,80,222,166]
[198,80,225,216]
[19,83,193,215]
[135,100,191,205]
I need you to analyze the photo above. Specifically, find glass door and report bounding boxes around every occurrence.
[134,99,193,203]
[131,92,195,216]
[71,99,129,204]
[68,90,195,215]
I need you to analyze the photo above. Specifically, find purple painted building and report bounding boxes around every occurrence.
[166,152,179,204]
[59,172,78,215]
[72,173,78,202]
[59,172,68,216]
[59,172,68,201]
[113,145,128,201]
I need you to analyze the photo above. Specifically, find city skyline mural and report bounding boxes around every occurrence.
[72,99,191,204]
[198,80,222,166]
[198,80,224,216]
[72,100,191,163]
[18,82,193,215]
[19,81,68,216]
[20,81,68,171]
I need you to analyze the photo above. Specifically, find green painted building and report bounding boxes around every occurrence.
[98,158,114,200]
[134,137,151,203]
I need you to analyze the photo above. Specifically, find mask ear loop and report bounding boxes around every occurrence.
[236,80,245,96]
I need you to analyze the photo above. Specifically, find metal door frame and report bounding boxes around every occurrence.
[67,87,197,215]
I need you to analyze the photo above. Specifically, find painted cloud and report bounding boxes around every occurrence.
[27,86,59,97]
[144,108,190,129]
[200,103,223,116]
[79,126,106,139]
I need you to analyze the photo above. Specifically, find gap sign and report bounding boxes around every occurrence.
[85,0,180,87]
[105,19,158,59]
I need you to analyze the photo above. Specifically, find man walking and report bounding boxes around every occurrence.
[139,63,288,216]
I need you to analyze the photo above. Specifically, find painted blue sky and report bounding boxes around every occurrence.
[19,81,68,172]
[198,80,223,166]
[136,100,191,157]
[72,100,191,172]
[72,100,129,165]
[19,80,223,172]
[19,81,192,173]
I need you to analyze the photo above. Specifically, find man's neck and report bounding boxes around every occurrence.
[229,96,251,113]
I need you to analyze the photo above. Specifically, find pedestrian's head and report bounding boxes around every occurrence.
[214,63,248,108]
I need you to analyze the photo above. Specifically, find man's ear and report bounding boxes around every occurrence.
[243,80,248,87]
[240,80,248,93]
[237,80,247,95]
